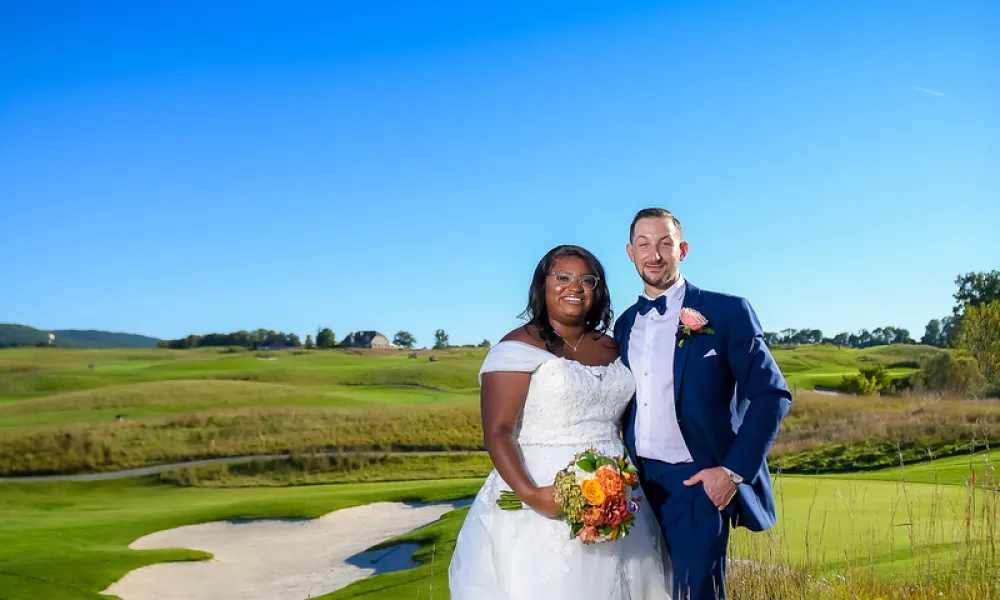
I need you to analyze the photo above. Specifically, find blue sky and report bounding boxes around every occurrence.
[1,1,997,346]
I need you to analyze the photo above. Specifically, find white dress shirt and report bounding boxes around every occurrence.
[629,276,694,464]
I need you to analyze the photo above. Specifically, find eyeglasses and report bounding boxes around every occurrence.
[548,270,600,291]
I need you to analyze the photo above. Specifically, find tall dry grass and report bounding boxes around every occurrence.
[4,391,1000,477]
[0,404,484,476]
[728,448,1000,600]
[772,392,1000,472]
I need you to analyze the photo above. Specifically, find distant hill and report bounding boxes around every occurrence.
[0,324,160,349]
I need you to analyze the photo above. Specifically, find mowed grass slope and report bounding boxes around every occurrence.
[0,347,483,396]
[774,343,937,390]
[0,343,936,416]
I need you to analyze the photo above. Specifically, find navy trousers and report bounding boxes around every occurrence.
[638,458,731,600]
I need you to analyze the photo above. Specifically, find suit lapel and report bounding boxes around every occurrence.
[673,280,701,408]
[617,304,639,369]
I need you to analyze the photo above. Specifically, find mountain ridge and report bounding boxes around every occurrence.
[0,324,160,348]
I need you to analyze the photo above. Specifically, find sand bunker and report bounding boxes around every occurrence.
[103,501,461,600]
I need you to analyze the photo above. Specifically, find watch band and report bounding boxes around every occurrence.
[722,466,743,485]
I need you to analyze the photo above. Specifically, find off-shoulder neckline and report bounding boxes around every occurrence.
[495,340,622,369]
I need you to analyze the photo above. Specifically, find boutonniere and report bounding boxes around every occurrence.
[677,308,715,347]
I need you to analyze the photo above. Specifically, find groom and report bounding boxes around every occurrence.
[614,208,792,600]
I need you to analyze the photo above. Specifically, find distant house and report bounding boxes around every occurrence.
[341,330,397,351]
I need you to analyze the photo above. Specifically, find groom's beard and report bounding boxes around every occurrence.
[641,267,678,289]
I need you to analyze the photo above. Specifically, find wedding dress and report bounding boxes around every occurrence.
[448,340,672,599]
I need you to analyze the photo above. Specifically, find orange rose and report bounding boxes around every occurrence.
[580,479,606,506]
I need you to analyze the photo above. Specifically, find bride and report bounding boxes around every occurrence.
[449,245,672,599]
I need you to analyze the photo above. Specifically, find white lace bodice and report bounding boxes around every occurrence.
[480,340,637,448]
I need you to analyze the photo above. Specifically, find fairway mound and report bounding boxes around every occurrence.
[102,500,462,600]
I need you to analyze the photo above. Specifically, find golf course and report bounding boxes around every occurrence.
[1,345,998,599]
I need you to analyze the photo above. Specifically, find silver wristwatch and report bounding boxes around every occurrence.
[721,466,744,485]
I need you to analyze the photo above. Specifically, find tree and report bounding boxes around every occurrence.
[763,332,781,346]
[917,351,984,395]
[433,329,449,350]
[956,300,1000,387]
[832,332,850,347]
[921,319,944,347]
[393,331,416,349]
[478,339,491,348]
[942,315,959,347]
[316,328,336,349]
[953,271,1000,316]
[287,333,301,347]
[304,334,315,350]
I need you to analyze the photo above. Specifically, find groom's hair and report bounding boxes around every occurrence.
[629,208,682,240]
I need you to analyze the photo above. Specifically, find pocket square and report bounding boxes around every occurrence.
[703,349,717,358]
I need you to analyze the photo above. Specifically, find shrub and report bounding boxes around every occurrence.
[839,365,893,395]
[917,351,985,396]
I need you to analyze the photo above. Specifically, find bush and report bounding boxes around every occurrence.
[916,350,985,396]
[838,365,893,395]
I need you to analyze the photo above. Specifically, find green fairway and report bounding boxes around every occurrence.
[2,471,984,600]
[0,347,485,397]
[823,448,1000,486]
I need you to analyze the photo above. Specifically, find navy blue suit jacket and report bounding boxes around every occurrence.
[614,281,792,531]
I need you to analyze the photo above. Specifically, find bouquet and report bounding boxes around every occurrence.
[496,448,641,544]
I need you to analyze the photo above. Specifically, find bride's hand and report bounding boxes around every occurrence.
[526,485,561,518]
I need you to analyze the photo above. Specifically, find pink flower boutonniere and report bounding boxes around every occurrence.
[677,308,715,347]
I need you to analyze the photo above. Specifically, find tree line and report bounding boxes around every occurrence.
[157,327,489,351]
[764,271,998,350]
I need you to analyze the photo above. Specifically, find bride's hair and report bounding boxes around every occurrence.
[519,245,613,353]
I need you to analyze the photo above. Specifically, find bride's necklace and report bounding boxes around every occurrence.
[556,330,586,353]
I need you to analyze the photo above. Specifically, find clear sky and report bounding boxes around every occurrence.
[2,1,997,346]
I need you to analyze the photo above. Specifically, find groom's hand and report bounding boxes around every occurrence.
[683,467,737,510]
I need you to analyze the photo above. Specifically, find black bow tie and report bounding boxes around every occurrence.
[637,295,667,316]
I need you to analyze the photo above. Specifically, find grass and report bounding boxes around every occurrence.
[6,342,997,598]
[0,404,485,476]
[824,447,1000,486]
[772,392,1000,473]
[0,347,484,397]
[313,472,1000,599]
[0,476,481,600]
[0,344,962,478]
[0,459,995,600]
